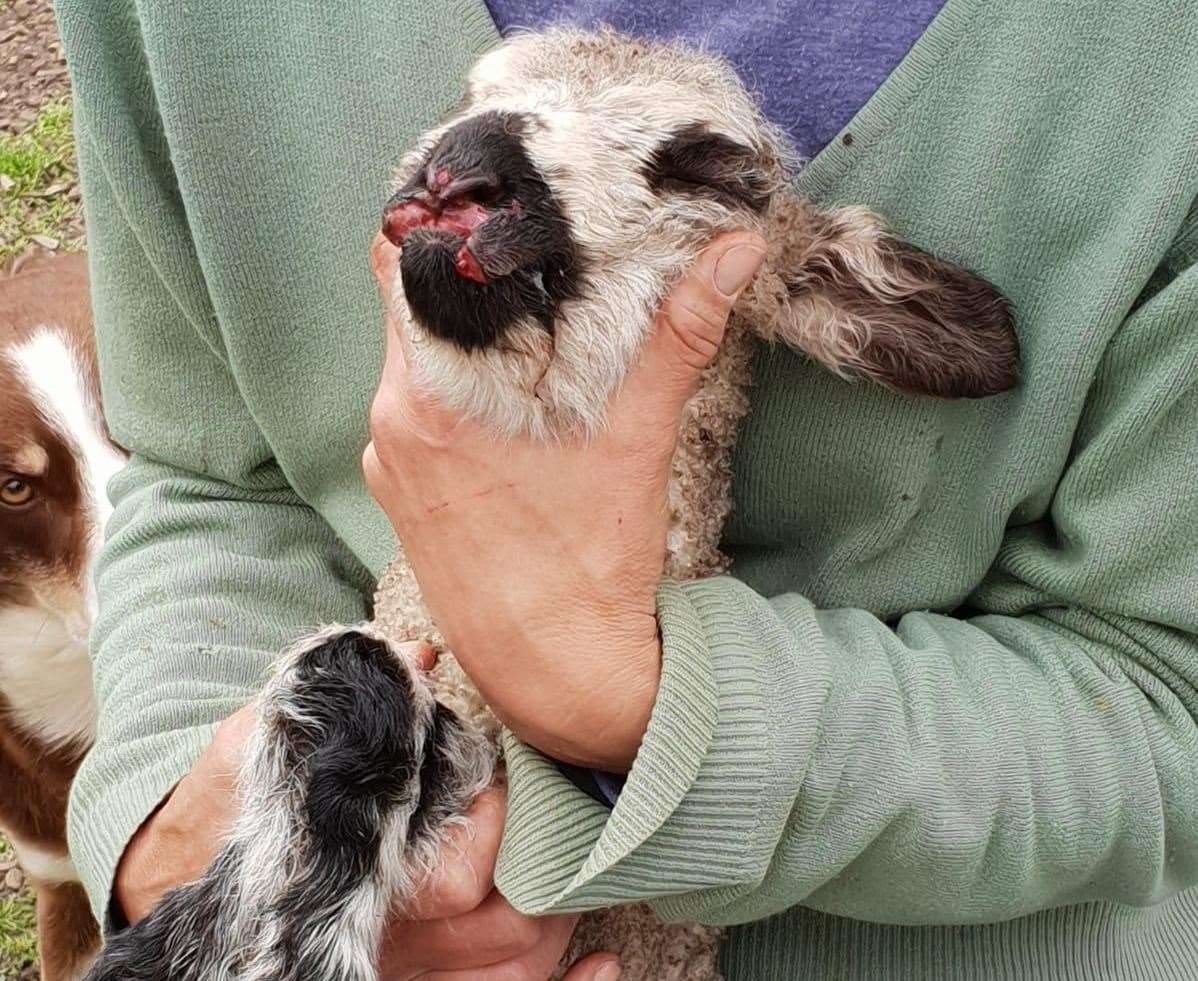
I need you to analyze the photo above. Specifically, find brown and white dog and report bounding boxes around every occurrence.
[1,252,115,980]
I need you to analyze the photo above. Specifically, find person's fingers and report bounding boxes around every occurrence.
[175,702,256,829]
[414,912,579,981]
[368,371,471,462]
[387,891,571,972]
[361,440,387,499]
[560,952,623,981]
[116,703,257,922]
[367,333,471,471]
[381,303,406,373]
[373,231,407,380]
[407,787,507,920]
[371,230,416,386]
[619,232,766,423]
[372,232,402,298]
[368,268,469,448]
[205,702,257,782]
[370,229,419,374]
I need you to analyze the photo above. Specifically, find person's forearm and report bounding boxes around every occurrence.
[496,575,1198,926]
[471,224,1198,929]
[70,455,374,923]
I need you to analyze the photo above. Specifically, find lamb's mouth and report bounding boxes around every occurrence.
[381,110,581,352]
[394,221,555,353]
[384,169,560,352]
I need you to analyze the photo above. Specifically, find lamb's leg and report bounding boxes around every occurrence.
[83,627,495,981]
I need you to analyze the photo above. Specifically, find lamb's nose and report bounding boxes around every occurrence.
[427,170,502,206]
[426,166,454,195]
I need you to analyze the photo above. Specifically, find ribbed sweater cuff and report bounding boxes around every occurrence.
[68,724,214,928]
[496,578,773,916]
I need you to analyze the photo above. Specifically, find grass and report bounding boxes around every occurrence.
[0,836,39,979]
[0,98,80,265]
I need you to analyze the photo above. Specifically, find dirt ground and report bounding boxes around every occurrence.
[1,3,83,977]
[0,0,70,135]
[1,0,82,271]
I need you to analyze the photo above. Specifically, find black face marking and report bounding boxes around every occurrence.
[645,122,771,213]
[401,230,561,351]
[395,111,582,351]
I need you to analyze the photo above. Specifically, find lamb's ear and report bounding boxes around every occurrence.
[645,123,775,213]
[775,206,1019,398]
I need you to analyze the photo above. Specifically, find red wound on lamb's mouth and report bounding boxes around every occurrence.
[382,200,436,247]
[382,195,496,284]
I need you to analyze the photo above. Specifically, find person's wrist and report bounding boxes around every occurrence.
[515,634,661,773]
[113,799,171,925]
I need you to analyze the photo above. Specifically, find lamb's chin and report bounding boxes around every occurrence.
[401,324,617,443]
[400,318,566,440]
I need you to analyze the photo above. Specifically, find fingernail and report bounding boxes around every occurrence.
[596,962,622,981]
[713,243,766,298]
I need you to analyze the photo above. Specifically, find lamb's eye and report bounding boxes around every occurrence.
[645,123,771,212]
[0,478,34,507]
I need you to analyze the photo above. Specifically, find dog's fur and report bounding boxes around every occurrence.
[85,29,1017,981]
[1,252,110,981]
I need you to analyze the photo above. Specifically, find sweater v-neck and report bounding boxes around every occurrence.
[794,0,982,201]
[446,0,983,206]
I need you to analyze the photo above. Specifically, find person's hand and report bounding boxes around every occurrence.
[379,787,619,981]
[114,700,258,922]
[363,231,765,771]
[114,649,617,980]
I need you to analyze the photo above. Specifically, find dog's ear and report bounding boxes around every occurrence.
[770,205,1019,398]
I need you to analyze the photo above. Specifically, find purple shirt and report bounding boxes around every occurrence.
[481,0,947,160]
[480,0,946,803]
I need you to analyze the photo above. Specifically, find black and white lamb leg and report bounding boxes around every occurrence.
[84,626,496,981]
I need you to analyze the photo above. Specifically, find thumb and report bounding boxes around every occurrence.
[625,233,766,418]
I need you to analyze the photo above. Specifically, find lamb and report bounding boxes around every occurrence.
[84,27,1017,981]
[1,252,111,981]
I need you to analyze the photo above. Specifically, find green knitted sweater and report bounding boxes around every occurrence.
[56,0,1198,977]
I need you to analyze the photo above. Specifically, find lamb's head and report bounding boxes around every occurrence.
[383,29,1018,438]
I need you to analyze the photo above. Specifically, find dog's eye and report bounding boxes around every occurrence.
[0,477,34,508]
